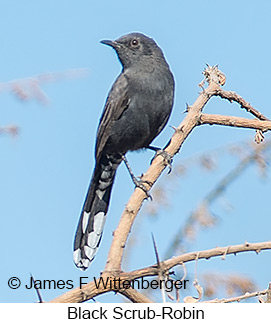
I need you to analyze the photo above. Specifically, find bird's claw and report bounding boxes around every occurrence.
[133,177,153,200]
[151,149,173,174]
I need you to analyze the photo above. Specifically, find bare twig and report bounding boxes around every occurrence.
[267,283,271,303]
[203,288,269,303]
[50,241,271,303]
[151,233,166,303]
[30,273,43,303]
[214,89,270,121]
[199,113,271,132]
[120,289,153,303]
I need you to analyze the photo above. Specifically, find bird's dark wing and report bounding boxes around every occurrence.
[73,73,130,270]
[95,73,130,161]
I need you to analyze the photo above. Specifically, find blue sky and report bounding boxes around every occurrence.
[1,1,271,302]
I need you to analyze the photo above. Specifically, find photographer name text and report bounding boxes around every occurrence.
[8,276,189,292]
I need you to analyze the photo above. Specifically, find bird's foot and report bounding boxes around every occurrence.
[148,146,173,174]
[132,177,153,200]
[122,155,152,200]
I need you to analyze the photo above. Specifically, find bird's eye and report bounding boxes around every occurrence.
[130,39,139,47]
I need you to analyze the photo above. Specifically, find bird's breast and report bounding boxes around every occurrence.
[104,73,174,155]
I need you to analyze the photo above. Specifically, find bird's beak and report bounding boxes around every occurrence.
[100,39,120,49]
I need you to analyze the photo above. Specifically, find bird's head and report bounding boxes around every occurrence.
[101,32,166,69]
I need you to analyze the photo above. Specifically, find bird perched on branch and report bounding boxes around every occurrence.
[73,32,175,270]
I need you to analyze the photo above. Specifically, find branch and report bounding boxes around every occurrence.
[214,88,270,121]
[120,289,154,303]
[48,65,271,303]
[203,288,269,303]
[267,283,271,303]
[104,66,223,273]
[161,241,271,273]
[50,241,271,303]
[199,113,271,131]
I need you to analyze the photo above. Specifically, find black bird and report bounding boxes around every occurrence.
[73,32,175,270]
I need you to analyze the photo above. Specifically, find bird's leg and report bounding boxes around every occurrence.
[148,145,173,174]
[122,155,152,200]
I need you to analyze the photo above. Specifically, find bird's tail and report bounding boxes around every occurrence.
[73,153,122,270]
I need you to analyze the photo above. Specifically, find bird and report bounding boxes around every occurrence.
[73,32,175,270]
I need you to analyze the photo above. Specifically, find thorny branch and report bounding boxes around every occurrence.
[267,283,271,303]
[199,114,271,132]
[48,65,271,303]
[214,88,270,121]
[203,287,269,303]
[103,66,225,274]
[50,241,271,303]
